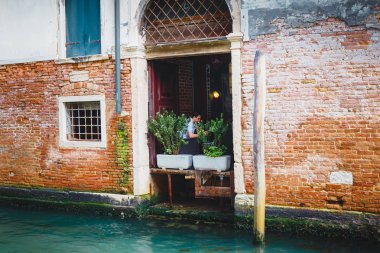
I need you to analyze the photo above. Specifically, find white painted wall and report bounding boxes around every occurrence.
[0,0,59,64]
[0,0,128,65]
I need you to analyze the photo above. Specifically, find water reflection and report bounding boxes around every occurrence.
[0,206,377,253]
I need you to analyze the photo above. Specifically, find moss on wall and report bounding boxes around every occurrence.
[115,121,130,190]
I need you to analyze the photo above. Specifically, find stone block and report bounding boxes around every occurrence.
[69,70,89,83]
[330,171,353,185]
[234,193,255,215]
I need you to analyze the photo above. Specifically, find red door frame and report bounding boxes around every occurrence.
[148,61,179,167]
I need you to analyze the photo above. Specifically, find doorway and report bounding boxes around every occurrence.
[148,54,232,168]
[148,54,233,207]
[131,0,242,197]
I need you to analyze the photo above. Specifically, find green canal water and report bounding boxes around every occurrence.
[0,206,377,253]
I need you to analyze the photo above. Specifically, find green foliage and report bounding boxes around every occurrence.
[147,110,188,155]
[203,145,227,157]
[195,120,208,145]
[135,195,159,218]
[197,114,228,157]
[116,121,129,186]
[135,199,152,218]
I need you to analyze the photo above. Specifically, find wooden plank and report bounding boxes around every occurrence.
[150,168,231,176]
[150,168,195,176]
[168,174,172,208]
[195,186,232,198]
[253,51,267,244]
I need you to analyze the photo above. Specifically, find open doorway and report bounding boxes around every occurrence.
[148,54,232,167]
[148,54,233,209]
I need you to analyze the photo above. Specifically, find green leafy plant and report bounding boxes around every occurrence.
[197,114,228,157]
[116,121,130,186]
[147,110,188,155]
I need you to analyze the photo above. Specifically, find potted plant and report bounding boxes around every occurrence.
[148,110,192,170]
[193,114,231,171]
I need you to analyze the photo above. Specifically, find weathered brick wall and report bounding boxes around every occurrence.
[165,59,194,115]
[242,19,380,213]
[178,59,194,115]
[0,58,133,193]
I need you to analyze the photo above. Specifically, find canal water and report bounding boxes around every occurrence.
[0,206,376,253]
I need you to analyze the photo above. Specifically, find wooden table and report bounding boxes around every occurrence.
[150,168,194,207]
[150,168,233,208]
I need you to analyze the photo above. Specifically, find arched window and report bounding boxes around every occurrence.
[142,0,232,46]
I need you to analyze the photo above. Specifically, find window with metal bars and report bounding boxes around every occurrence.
[142,0,232,46]
[65,102,101,141]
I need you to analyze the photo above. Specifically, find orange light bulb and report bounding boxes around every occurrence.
[213,90,220,99]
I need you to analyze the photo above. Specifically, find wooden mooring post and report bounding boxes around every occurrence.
[253,51,267,244]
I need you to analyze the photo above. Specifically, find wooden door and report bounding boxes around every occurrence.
[148,61,178,167]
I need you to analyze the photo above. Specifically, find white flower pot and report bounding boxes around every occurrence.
[156,154,193,170]
[193,155,231,171]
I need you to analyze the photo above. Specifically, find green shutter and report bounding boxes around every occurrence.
[66,0,100,57]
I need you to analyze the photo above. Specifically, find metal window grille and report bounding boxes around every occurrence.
[142,0,232,46]
[65,102,101,141]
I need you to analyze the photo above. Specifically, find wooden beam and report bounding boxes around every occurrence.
[253,51,267,244]
[150,168,195,176]
[168,174,173,208]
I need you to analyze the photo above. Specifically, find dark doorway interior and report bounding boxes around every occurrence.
[148,54,233,210]
[193,54,232,122]
[193,54,233,158]
[148,54,232,168]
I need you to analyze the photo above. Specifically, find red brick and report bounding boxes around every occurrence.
[0,58,133,193]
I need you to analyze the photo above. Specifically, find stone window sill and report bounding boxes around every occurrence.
[58,95,107,149]
[55,54,110,64]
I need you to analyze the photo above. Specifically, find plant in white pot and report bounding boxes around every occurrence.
[193,115,231,171]
[148,110,192,170]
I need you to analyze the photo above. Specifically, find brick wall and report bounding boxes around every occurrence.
[159,59,193,116]
[241,18,380,213]
[176,59,194,116]
[0,57,133,193]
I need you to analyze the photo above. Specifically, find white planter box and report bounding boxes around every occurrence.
[193,155,231,171]
[156,154,193,170]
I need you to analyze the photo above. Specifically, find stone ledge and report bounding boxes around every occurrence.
[55,54,110,64]
[235,212,380,243]
[0,186,140,207]
[234,194,380,242]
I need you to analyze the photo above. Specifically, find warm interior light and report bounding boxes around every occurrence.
[212,90,220,99]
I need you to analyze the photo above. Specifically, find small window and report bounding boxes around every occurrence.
[59,95,106,148]
[65,0,101,57]
[65,102,101,141]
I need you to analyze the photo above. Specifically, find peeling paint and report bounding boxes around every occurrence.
[244,0,380,38]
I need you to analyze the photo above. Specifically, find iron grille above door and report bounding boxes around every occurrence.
[142,0,232,46]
